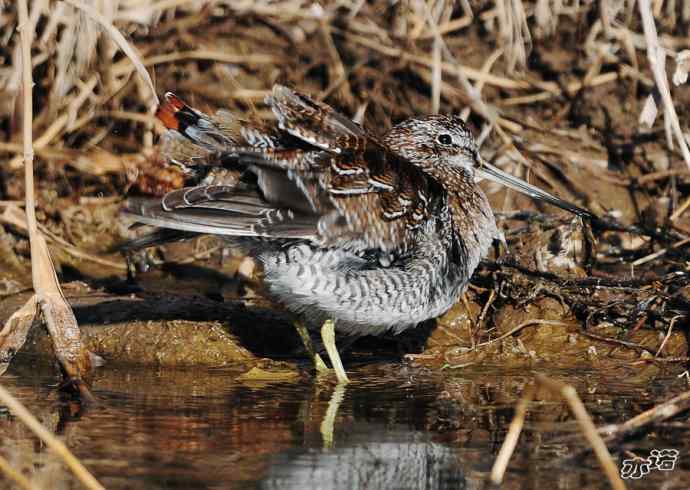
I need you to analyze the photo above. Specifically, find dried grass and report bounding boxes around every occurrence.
[0,0,687,365]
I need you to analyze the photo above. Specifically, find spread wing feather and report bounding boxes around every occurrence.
[124,86,441,253]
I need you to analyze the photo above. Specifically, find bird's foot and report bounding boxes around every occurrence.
[293,320,331,374]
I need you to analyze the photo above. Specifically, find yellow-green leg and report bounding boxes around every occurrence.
[293,320,330,373]
[320,320,350,384]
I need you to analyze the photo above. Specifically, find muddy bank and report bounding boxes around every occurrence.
[1,276,686,376]
[0,280,301,378]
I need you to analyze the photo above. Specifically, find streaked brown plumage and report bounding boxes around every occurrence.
[124,85,592,383]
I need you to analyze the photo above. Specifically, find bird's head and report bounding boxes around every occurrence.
[384,114,594,219]
[383,115,479,175]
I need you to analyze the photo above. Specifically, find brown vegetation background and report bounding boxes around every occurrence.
[1,1,690,367]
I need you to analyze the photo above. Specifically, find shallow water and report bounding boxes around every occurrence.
[2,359,689,489]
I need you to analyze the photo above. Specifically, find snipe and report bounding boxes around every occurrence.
[124,85,592,383]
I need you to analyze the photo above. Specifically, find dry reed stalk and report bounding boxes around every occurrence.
[535,375,625,490]
[415,15,472,39]
[62,0,158,107]
[0,452,34,490]
[339,29,533,90]
[15,0,93,396]
[132,49,279,67]
[419,1,504,140]
[4,0,167,378]
[601,389,690,441]
[0,384,105,490]
[319,20,354,108]
[431,34,442,114]
[0,295,37,376]
[490,375,626,490]
[496,0,531,72]
[638,0,690,171]
[420,0,446,114]
[556,387,690,465]
[489,382,535,484]
[0,204,127,270]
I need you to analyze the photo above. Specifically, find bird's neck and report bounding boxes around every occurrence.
[441,167,498,268]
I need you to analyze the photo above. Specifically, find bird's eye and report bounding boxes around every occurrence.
[437,134,452,145]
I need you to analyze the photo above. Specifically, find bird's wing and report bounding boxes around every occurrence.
[125,86,442,253]
[123,186,318,239]
[267,84,366,152]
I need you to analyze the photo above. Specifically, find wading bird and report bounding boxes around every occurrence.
[124,85,592,383]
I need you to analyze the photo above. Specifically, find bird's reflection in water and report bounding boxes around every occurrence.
[261,382,467,490]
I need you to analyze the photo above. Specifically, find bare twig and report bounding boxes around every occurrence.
[580,331,656,355]
[670,194,690,221]
[655,315,684,358]
[632,237,690,266]
[477,319,571,347]
[483,259,690,289]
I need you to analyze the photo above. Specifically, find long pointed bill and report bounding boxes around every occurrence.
[475,159,595,219]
